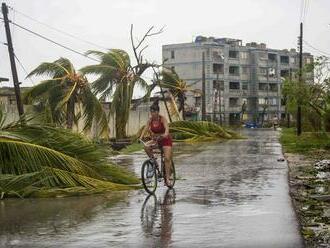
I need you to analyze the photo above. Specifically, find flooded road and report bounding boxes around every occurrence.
[0,129,303,248]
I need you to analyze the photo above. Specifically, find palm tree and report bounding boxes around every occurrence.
[24,58,108,138]
[161,69,189,120]
[0,110,138,198]
[80,49,151,139]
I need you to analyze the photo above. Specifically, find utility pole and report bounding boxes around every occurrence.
[2,2,24,117]
[217,73,223,125]
[202,51,206,121]
[297,22,303,136]
[287,68,292,128]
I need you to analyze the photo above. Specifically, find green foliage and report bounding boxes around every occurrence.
[283,56,330,132]
[280,128,330,154]
[161,69,188,114]
[81,49,153,139]
[24,57,109,138]
[0,110,138,199]
[169,121,240,142]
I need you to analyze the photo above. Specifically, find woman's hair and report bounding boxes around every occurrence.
[150,99,160,112]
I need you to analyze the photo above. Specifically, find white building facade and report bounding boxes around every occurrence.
[163,36,313,125]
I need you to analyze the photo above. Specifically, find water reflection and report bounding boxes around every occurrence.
[140,189,176,247]
[0,193,127,239]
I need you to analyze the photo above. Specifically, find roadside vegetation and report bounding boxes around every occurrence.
[280,128,330,155]
[280,56,330,247]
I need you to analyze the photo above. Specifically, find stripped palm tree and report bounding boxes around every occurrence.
[0,110,138,198]
[24,58,108,138]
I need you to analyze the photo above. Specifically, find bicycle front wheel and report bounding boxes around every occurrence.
[141,160,158,194]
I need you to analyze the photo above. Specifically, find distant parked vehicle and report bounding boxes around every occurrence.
[244,122,261,129]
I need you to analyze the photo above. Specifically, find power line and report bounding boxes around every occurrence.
[303,39,330,57]
[8,20,101,62]
[14,53,35,85]
[10,7,110,51]
[300,0,304,22]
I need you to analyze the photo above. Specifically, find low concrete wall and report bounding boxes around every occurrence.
[0,101,177,138]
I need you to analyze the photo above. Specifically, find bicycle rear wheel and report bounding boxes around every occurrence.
[141,160,158,194]
[165,159,176,189]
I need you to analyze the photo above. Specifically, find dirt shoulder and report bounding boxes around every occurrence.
[285,152,330,247]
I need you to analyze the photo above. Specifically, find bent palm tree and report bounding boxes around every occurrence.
[24,58,108,138]
[161,69,190,120]
[81,49,151,138]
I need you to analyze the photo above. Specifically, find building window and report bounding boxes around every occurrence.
[229,66,240,76]
[171,50,175,59]
[269,83,278,92]
[269,98,277,105]
[258,98,268,105]
[258,83,268,91]
[280,69,289,78]
[305,57,312,64]
[213,64,224,74]
[212,50,224,61]
[240,52,248,60]
[213,80,224,90]
[229,50,239,59]
[229,97,239,107]
[268,68,276,78]
[280,56,289,64]
[229,81,240,90]
[242,82,248,90]
[268,53,277,62]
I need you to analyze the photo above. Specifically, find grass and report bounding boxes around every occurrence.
[280,128,330,154]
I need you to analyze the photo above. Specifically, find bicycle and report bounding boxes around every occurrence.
[139,139,176,194]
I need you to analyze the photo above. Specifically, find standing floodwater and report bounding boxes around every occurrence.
[0,129,303,248]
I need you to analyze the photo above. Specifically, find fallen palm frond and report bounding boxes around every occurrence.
[169,121,240,142]
[0,110,139,199]
[135,120,240,143]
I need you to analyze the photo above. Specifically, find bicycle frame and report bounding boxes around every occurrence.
[139,139,165,179]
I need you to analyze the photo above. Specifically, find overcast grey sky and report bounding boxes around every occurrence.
[1,0,330,88]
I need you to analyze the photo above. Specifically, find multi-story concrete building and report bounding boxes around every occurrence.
[162,36,313,125]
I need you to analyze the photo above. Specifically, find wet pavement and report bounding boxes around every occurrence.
[0,129,303,248]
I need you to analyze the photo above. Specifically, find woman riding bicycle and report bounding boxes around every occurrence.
[139,100,173,186]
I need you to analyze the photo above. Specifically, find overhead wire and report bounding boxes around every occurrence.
[303,39,330,57]
[300,0,305,23]
[14,53,35,85]
[8,20,101,63]
[9,7,110,51]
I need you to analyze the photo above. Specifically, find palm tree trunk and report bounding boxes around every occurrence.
[182,98,186,120]
[115,83,129,139]
[66,96,75,129]
[115,108,127,139]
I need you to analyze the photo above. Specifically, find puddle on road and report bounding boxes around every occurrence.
[0,129,303,248]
